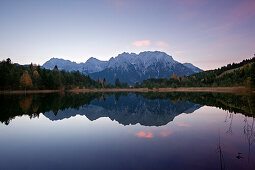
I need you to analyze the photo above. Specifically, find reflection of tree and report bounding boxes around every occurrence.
[243,97,255,163]
[222,95,255,164]
[19,96,33,113]
[29,113,39,119]
[0,93,102,125]
[1,92,255,126]
[171,99,179,104]
[243,117,255,162]
[217,134,226,170]
[226,112,233,135]
[97,93,106,102]
[142,92,255,117]
[115,93,121,101]
[224,111,229,122]
[32,105,39,113]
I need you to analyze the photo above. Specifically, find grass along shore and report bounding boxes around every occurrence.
[0,86,253,94]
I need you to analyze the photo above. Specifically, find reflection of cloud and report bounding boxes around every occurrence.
[136,131,153,138]
[174,51,185,54]
[160,130,173,137]
[156,41,168,47]
[176,123,190,127]
[133,40,151,47]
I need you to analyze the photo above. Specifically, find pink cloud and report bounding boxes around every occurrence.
[160,130,173,137]
[156,41,168,47]
[133,40,151,47]
[135,131,153,138]
[174,51,185,54]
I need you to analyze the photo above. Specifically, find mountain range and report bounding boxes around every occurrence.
[43,51,203,84]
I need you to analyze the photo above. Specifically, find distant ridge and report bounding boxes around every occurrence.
[183,63,203,73]
[43,51,203,84]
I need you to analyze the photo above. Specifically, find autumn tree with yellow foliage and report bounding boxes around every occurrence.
[171,74,180,81]
[19,71,33,90]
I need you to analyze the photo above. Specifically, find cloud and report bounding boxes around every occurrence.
[135,131,153,138]
[174,51,185,54]
[133,40,151,47]
[160,130,173,137]
[156,41,168,47]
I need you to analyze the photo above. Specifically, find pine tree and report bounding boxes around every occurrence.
[6,58,11,64]
[115,78,121,87]
[103,78,106,88]
[250,63,255,88]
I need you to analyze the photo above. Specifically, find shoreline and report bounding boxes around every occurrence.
[69,86,250,94]
[0,89,61,94]
[0,86,252,94]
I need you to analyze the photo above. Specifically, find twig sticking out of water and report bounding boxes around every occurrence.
[217,133,226,170]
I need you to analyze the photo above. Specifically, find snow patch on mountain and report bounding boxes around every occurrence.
[42,51,203,84]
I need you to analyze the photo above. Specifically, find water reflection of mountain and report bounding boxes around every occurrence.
[44,94,202,126]
[1,92,254,125]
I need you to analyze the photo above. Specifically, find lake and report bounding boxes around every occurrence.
[0,92,255,170]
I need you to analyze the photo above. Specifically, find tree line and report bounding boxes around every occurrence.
[0,58,132,90]
[137,57,255,89]
[1,92,254,125]
[0,58,103,90]
[1,56,255,90]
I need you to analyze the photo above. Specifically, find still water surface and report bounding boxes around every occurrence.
[0,92,255,170]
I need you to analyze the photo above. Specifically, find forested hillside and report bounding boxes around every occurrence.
[0,58,102,90]
[139,57,255,88]
[1,57,255,91]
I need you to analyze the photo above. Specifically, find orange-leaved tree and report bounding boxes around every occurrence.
[19,71,33,90]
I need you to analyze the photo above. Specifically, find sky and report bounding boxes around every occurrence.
[0,0,254,70]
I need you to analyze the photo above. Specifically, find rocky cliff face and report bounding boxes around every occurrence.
[43,51,203,84]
